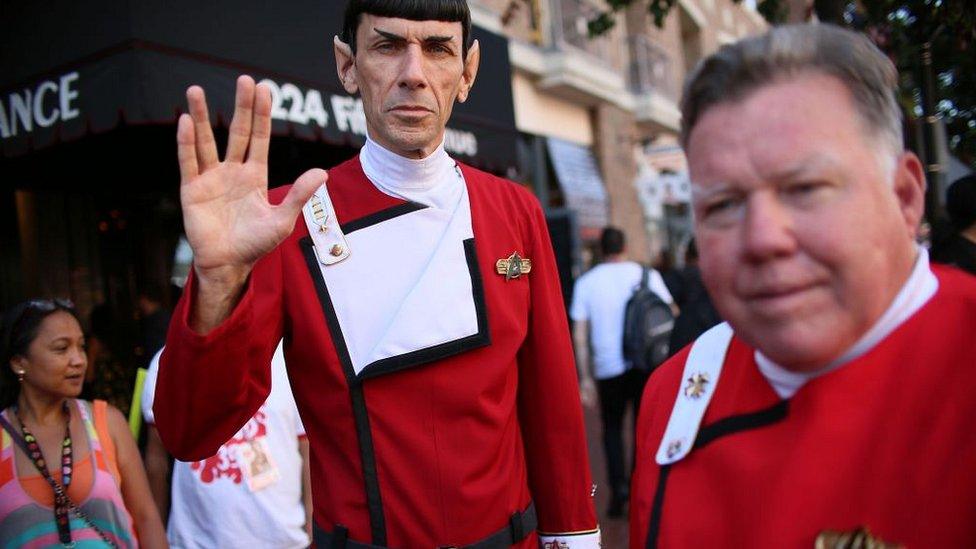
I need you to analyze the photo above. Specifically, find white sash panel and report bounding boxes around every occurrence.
[311,186,480,377]
[656,322,734,465]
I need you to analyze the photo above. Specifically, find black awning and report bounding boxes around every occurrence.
[0,1,518,172]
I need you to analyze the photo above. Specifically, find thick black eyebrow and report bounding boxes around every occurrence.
[373,28,455,46]
[422,35,454,45]
[373,28,406,42]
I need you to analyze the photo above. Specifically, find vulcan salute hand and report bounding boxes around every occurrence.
[177,75,327,332]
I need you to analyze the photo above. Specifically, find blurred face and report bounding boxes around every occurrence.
[335,15,480,159]
[687,73,925,371]
[11,311,87,398]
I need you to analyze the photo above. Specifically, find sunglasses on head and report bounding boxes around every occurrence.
[2,299,77,351]
[23,299,75,312]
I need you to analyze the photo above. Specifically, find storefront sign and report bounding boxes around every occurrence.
[2,0,513,167]
[547,137,609,229]
[261,78,478,157]
[0,72,80,139]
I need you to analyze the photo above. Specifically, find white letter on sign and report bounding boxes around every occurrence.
[0,97,9,139]
[33,81,60,127]
[60,72,80,121]
[260,79,288,120]
[280,83,307,124]
[331,95,366,136]
[10,91,32,136]
[303,90,328,127]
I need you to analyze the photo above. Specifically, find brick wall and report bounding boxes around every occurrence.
[592,103,652,263]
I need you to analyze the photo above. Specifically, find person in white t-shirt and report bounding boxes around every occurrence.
[142,343,311,548]
[570,226,674,519]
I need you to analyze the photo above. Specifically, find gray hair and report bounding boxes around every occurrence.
[680,24,903,164]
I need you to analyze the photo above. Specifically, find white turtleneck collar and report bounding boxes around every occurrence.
[360,135,458,195]
[756,245,939,399]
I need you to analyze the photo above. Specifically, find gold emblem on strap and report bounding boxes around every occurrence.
[683,373,710,400]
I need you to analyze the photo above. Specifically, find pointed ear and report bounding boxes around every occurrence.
[457,39,481,104]
[334,35,359,95]
[892,151,926,239]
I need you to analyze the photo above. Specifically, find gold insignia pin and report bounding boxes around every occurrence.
[496,252,532,281]
[666,439,683,459]
[815,527,902,549]
[684,372,710,399]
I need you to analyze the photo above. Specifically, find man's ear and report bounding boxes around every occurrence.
[334,35,359,95]
[892,151,926,239]
[457,39,481,104]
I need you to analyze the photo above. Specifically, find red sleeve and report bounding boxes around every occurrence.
[154,244,284,461]
[515,194,599,534]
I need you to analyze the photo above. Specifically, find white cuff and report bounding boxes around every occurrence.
[538,529,601,548]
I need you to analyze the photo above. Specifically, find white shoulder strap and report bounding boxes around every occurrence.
[655,322,734,465]
[302,183,350,265]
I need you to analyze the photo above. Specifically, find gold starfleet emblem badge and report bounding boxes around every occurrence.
[815,528,902,549]
[684,373,710,399]
[496,252,532,281]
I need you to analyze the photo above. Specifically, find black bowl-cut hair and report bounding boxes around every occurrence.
[342,0,472,59]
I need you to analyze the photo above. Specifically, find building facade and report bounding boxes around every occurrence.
[471,0,765,269]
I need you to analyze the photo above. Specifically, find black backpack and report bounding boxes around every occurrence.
[622,267,675,373]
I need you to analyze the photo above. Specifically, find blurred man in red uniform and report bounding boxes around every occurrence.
[631,24,976,548]
[153,1,600,547]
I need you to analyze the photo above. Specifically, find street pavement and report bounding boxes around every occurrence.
[582,400,633,548]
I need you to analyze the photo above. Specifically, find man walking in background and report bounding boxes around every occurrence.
[571,227,674,518]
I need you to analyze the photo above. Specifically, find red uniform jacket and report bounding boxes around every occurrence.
[631,266,976,548]
[155,158,597,547]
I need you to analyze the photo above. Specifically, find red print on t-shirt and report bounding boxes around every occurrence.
[190,407,268,484]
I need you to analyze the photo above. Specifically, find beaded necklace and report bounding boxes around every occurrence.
[15,401,74,545]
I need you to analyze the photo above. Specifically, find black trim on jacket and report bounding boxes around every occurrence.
[340,202,428,234]
[299,232,491,545]
[301,237,388,545]
[645,400,789,549]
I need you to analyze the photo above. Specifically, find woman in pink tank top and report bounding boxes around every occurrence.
[0,299,167,547]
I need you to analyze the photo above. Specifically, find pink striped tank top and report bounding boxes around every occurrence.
[0,399,138,548]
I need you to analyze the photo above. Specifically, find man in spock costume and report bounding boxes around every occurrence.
[630,24,976,548]
[153,1,601,548]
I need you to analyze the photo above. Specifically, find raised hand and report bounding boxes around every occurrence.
[177,75,326,332]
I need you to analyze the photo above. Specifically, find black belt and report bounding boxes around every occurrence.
[314,502,537,549]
